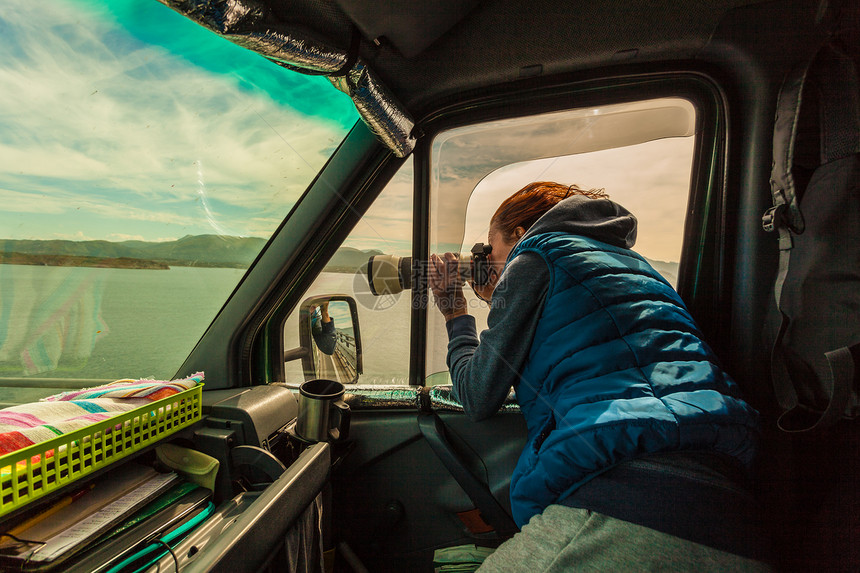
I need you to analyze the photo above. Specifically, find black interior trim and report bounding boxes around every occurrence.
[410,137,431,386]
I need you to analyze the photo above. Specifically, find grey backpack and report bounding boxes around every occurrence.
[763,40,860,432]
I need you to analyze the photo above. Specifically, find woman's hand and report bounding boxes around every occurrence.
[429,252,468,320]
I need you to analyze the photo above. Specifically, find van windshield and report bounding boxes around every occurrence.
[0,0,358,387]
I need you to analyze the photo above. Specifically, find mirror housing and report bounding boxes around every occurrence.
[293,295,363,384]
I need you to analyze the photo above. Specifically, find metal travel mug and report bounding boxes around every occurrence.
[296,379,351,442]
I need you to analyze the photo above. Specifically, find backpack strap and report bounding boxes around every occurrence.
[764,54,808,240]
[776,344,859,433]
[764,41,860,432]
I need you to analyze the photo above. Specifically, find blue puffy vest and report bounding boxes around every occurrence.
[507,232,759,527]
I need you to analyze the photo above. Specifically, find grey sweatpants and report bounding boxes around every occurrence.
[478,505,773,572]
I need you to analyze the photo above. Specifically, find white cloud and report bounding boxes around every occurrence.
[428,99,697,262]
[0,183,205,228]
[0,188,69,214]
[462,138,694,262]
[107,233,152,241]
[338,158,414,255]
[0,0,351,240]
[47,231,97,241]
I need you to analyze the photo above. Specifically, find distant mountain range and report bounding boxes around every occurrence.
[0,236,680,283]
[324,247,383,273]
[644,257,679,286]
[0,235,267,269]
[0,236,387,272]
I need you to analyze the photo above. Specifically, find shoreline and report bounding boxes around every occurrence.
[0,253,169,270]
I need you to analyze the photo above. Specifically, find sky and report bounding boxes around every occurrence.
[0,0,358,243]
[342,158,414,257]
[459,137,695,263]
[431,100,697,263]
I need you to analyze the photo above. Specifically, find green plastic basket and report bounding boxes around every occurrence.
[0,384,202,518]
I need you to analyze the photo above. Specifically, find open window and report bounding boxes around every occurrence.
[425,98,698,384]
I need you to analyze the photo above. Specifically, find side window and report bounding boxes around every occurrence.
[283,160,414,385]
[427,98,696,383]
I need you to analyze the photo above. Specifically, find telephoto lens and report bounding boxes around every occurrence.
[366,254,412,296]
[366,243,493,296]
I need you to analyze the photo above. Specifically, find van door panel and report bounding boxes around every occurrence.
[331,389,526,570]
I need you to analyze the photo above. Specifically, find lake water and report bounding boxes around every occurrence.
[0,265,437,386]
[0,264,245,382]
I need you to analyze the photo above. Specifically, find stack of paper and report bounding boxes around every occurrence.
[0,463,180,567]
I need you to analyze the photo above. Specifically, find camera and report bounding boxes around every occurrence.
[367,243,493,296]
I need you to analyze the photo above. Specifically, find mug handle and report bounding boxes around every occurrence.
[328,399,351,441]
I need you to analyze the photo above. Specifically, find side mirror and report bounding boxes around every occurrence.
[293,295,363,384]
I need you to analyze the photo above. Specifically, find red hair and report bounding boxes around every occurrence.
[490,182,608,240]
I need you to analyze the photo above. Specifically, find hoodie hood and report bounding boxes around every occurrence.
[518,196,637,251]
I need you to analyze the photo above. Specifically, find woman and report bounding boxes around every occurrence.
[429,182,768,571]
[310,301,337,355]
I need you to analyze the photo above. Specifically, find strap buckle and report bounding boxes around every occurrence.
[762,203,787,233]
